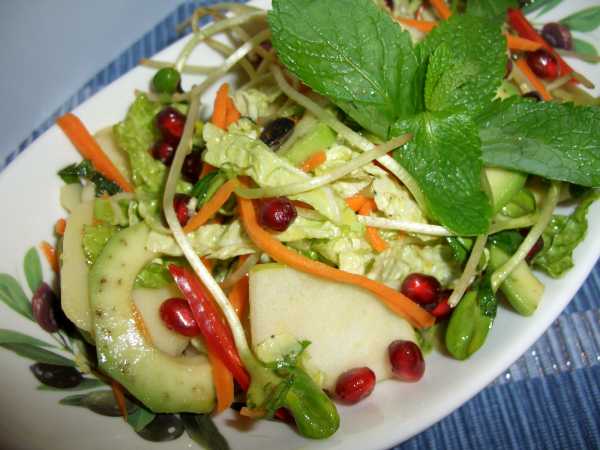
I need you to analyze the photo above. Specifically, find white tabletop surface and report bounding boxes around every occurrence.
[0,1,180,160]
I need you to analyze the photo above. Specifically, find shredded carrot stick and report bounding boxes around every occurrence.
[110,380,128,421]
[396,17,437,33]
[39,241,59,273]
[505,34,543,52]
[300,150,327,172]
[132,303,153,344]
[345,194,370,212]
[54,218,66,236]
[207,350,234,414]
[229,275,249,319]
[184,179,240,233]
[211,84,230,129]
[515,58,552,101]
[430,0,451,20]
[237,195,434,328]
[56,113,133,193]
[225,97,241,128]
[359,199,389,253]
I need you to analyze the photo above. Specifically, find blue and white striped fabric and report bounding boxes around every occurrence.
[4,2,599,448]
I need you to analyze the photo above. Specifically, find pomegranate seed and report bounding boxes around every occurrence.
[258,197,297,232]
[173,194,192,226]
[151,140,176,166]
[159,298,201,337]
[388,340,425,382]
[335,367,376,405]
[431,291,452,319]
[526,237,544,263]
[156,107,186,143]
[527,49,560,80]
[400,273,441,305]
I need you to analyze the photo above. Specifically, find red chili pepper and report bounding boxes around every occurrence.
[168,264,250,390]
[507,8,576,82]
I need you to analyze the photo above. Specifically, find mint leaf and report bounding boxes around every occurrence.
[478,99,600,187]
[417,15,506,117]
[392,112,491,235]
[466,0,519,20]
[269,0,420,138]
[533,191,599,277]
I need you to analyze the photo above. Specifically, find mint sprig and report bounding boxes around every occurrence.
[269,0,600,236]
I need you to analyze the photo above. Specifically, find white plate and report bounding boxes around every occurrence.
[1,1,599,449]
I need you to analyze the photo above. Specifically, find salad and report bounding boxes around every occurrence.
[2,0,600,447]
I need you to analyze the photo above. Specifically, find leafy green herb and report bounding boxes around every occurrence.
[417,14,506,117]
[466,0,518,20]
[58,160,121,196]
[0,274,33,320]
[23,247,42,293]
[181,414,230,450]
[392,112,491,234]
[269,0,420,139]
[560,6,600,32]
[533,191,599,277]
[478,99,600,187]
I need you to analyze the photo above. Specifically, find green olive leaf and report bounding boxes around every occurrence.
[23,247,43,293]
[560,6,600,32]
[0,273,33,320]
[181,414,230,450]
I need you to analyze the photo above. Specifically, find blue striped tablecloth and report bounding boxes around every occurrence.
[5,2,599,449]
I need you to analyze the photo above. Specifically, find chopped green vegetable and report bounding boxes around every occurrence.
[58,160,121,196]
[445,285,494,360]
[533,191,599,277]
[191,171,226,205]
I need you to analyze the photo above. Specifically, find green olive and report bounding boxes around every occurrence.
[152,68,181,94]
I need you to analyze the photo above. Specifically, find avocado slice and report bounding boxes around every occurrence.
[89,223,215,413]
[249,263,417,390]
[486,167,527,214]
[61,201,94,333]
[279,122,336,166]
[488,245,544,316]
